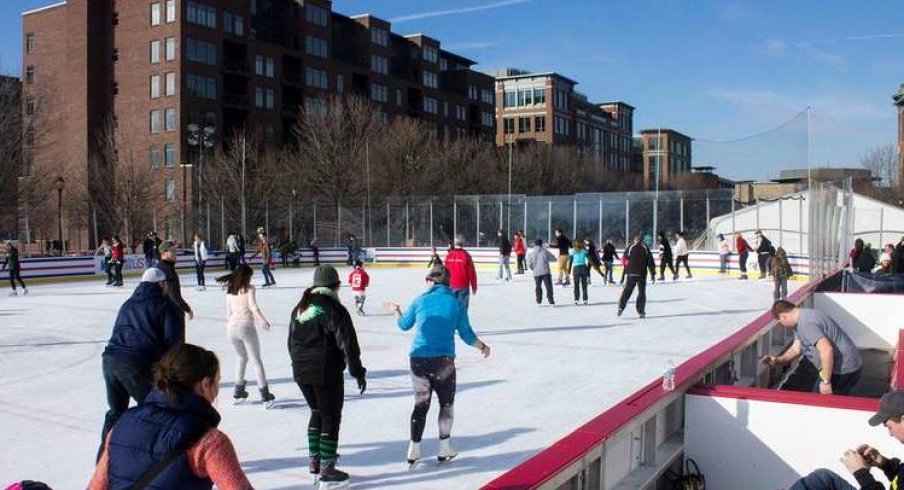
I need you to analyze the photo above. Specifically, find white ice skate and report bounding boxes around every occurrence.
[437,438,457,463]
[406,441,421,469]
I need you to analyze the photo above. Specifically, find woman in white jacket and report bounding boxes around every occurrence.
[673,231,692,279]
[193,234,209,291]
[216,264,276,404]
[716,234,730,274]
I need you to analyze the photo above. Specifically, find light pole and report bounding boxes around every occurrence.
[507,136,513,234]
[652,128,662,240]
[187,123,215,239]
[180,161,193,245]
[290,188,296,242]
[56,175,64,255]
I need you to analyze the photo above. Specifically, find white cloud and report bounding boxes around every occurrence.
[845,32,904,41]
[390,0,537,23]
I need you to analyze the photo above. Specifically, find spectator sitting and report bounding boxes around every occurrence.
[855,242,877,273]
[789,390,904,490]
[874,250,894,275]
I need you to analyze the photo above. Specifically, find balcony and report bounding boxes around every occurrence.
[222,94,249,109]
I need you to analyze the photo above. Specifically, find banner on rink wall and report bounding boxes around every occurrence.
[843,270,904,294]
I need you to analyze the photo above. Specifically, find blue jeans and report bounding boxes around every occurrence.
[498,256,512,280]
[195,260,206,286]
[451,287,470,311]
[100,355,153,460]
[789,469,857,490]
[603,260,614,283]
[261,261,276,285]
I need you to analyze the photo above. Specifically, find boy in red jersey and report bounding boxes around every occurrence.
[348,260,370,316]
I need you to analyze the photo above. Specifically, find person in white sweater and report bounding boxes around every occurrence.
[215,264,275,404]
[673,231,692,279]
[193,234,209,291]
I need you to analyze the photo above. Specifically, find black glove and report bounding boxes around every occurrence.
[355,373,366,395]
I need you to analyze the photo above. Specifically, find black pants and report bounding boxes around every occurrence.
[195,260,206,286]
[739,251,749,274]
[675,254,691,276]
[113,261,123,286]
[144,254,154,268]
[659,256,676,280]
[516,254,526,274]
[533,274,554,304]
[410,356,456,443]
[812,369,862,396]
[104,260,114,284]
[572,265,588,301]
[298,382,345,441]
[99,355,153,461]
[8,267,26,290]
[618,274,647,314]
[758,253,770,277]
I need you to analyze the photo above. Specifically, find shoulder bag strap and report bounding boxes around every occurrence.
[130,430,207,490]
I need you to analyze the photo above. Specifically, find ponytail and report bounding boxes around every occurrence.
[153,344,220,406]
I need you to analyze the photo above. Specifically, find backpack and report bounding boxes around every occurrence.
[667,458,705,490]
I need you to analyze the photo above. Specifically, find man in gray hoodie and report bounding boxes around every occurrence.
[526,239,557,306]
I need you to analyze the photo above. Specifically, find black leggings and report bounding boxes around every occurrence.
[410,356,456,443]
[659,256,676,279]
[572,265,588,301]
[299,382,344,440]
[8,268,26,290]
[675,255,690,275]
[113,261,123,286]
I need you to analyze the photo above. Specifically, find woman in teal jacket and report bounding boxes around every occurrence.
[384,265,490,466]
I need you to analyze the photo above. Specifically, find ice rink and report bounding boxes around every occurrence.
[0,265,793,489]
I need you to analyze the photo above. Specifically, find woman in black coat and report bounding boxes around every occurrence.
[288,265,366,485]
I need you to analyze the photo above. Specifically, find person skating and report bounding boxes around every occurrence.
[569,239,590,305]
[554,229,572,287]
[735,233,750,280]
[142,232,157,269]
[584,237,606,284]
[94,238,115,286]
[253,229,276,287]
[513,231,527,274]
[445,235,478,311]
[601,239,619,285]
[618,235,656,318]
[156,241,195,321]
[193,234,208,291]
[90,343,254,490]
[289,265,366,486]
[216,264,275,407]
[526,239,556,306]
[496,230,513,281]
[236,232,247,265]
[97,268,184,460]
[772,247,792,300]
[226,232,239,271]
[674,231,691,279]
[656,230,676,282]
[384,265,491,467]
[345,234,358,266]
[716,234,730,274]
[754,230,775,279]
[110,236,125,287]
[348,260,370,316]
[2,241,27,296]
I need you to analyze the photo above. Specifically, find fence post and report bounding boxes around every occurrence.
[705,196,711,244]
[798,197,803,257]
[547,199,552,243]
[523,200,527,237]
[778,198,783,248]
[362,203,366,247]
[265,200,269,238]
[386,201,390,247]
[206,202,211,244]
[680,197,684,232]
[880,207,885,247]
[598,198,603,245]
[572,197,577,239]
[731,199,736,237]
[221,197,225,249]
[453,197,457,241]
[313,203,318,242]
[756,198,760,231]
[337,202,343,247]
[430,199,434,248]
[498,200,503,235]
[405,200,410,246]
[476,197,481,246]
[625,198,630,248]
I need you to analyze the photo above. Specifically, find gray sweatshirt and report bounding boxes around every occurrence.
[526,246,556,277]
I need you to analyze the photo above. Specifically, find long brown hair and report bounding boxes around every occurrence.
[292,287,318,318]
[153,344,220,405]
[215,264,253,295]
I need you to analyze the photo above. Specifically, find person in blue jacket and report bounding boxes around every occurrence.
[384,265,491,466]
[98,267,185,460]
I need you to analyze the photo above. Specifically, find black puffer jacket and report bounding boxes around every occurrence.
[289,290,366,386]
[499,236,512,257]
[626,243,655,277]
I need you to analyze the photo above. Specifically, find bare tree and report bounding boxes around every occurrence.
[0,77,22,240]
[861,144,898,188]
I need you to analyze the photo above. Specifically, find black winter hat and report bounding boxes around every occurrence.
[312,265,340,288]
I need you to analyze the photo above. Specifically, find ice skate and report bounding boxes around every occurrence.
[8,290,18,297]
[406,441,421,469]
[260,385,276,409]
[318,461,349,488]
[437,438,458,463]
[309,456,321,482]
[21,289,28,295]
[233,382,249,404]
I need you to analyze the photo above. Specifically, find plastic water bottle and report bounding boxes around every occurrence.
[662,360,676,392]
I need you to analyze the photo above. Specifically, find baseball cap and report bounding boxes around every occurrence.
[141,268,167,283]
[869,391,904,426]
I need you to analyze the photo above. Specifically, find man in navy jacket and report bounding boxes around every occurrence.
[98,267,185,460]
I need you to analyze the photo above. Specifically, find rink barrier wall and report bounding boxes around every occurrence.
[480,273,829,490]
[0,248,810,281]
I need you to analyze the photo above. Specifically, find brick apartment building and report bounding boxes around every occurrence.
[22,0,495,248]
[894,83,904,189]
[492,69,635,173]
[0,76,21,241]
[638,129,692,189]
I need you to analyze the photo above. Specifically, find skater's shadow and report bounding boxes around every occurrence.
[219,369,412,390]
[268,379,505,410]
[642,308,760,319]
[0,339,107,348]
[482,323,622,337]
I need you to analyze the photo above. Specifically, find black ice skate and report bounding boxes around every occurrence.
[318,461,349,488]
[233,382,249,404]
[260,385,276,409]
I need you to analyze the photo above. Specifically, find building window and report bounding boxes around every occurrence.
[166,0,176,22]
[306,36,328,58]
[255,88,275,109]
[266,58,275,77]
[255,56,275,77]
[456,105,467,121]
[423,97,438,114]
[305,67,328,89]
[224,12,233,33]
[25,96,36,115]
[165,72,176,96]
[304,96,329,115]
[306,5,329,26]
[25,125,34,146]
[186,38,216,65]
[533,88,546,105]
[25,33,35,54]
[423,46,438,63]
[337,74,344,93]
[481,111,494,127]
[150,3,161,26]
[443,101,448,117]
[187,2,217,28]
[150,145,161,169]
[164,143,176,166]
[440,59,448,71]
[370,83,388,103]
[374,111,389,124]
[518,116,530,133]
[503,117,514,134]
[234,15,244,35]
[423,71,438,89]
[186,73,216,99]
[371,55,388,75]
[164,178,176,201]
[164,107,176,131]
[150,41,161,63]
[165,37,176,61]
[504,90,516,108]
[481,89,493,105]
[150,110,161,133]
[396,89,402,106]
[150,75,161,98]
[469,85,478,100]
[371,27,388,46]
[649,135,661,150]
[554,89,568,110]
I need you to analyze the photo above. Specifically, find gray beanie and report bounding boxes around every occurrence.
[312,265,341,288]
[426,264,450,285]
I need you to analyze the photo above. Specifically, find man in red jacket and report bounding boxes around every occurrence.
[445,235,478,310]
[513,231,527,275]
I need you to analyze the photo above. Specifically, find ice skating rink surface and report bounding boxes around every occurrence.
[0,266,794,489]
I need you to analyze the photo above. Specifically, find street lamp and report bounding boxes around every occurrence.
[179,161,193,246]
[507,136,514,234]
[290,188,297,242]
[187,123,215,239]
[56,175,64,255]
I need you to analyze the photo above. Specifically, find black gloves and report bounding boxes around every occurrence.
[353,368,367,395]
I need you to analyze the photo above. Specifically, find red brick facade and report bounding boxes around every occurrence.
[639,129,693,189]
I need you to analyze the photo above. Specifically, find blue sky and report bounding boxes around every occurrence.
[2,0,901,181]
